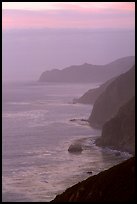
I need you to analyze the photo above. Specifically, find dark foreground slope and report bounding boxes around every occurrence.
[89,65,135,128]
[96,97,135,155]
[51,157,135,202]
[39,56,134,83]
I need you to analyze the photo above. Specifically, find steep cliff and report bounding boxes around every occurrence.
[96,97,135,154]
[51,157,135,202]
[39,56,134,83]
[73,77,114,104]
[89,65,135,128]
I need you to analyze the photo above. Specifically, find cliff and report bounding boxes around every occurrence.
[39,56,134,83]
[96,97,135,155]
[51,157,135,202]
[73,77,114,104]
[89,65,135,128]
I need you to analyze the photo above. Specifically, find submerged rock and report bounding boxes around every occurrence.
[70,119,77,122]
[87,171,93,174]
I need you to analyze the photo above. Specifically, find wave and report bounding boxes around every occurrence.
[2,110,49,119]
[7,102,30,105]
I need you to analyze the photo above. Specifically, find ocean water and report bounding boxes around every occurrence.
[2,82,132,202]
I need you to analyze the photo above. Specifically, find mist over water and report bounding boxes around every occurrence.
[2,29,135,81]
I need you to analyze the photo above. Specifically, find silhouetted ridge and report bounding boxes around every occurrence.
[39,56,134,83]
[89,65,135,128]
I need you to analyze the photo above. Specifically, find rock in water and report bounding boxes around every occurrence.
[87,171,93,174]
[70,119,77,122]
[68,144,83,153]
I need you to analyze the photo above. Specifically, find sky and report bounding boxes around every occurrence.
[2,2,135,30]
[2,2,135,81]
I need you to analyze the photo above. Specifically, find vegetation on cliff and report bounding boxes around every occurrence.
[51,157,135,202]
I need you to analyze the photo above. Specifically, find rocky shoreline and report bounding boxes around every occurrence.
[51,63,135,202]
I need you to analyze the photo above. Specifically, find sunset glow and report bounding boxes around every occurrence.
[2,2,135,11]
[2,2,135,30]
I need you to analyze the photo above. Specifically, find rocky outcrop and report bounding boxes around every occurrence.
[96,97,135,155]
[68,143,83,153]
[73,77,114,104]
[89,65,135,128]
[51,157,135,202]
[39,56,134,83]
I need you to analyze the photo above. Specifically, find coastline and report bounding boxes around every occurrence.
[50,130,133,202]
[50,114,134,202]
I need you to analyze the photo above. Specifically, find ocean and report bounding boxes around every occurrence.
[2,81,132,202]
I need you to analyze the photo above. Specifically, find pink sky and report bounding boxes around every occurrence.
[2,2,135,30]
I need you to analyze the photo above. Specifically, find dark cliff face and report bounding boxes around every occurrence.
[73,77,115,104]
[39,56,134,83]
[96,97,135,155]
[51,157,135,202]
[89,65,135,128]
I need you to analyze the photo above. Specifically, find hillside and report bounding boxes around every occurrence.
[73,77,115,104]
[39,56,134,83]
[89,65,135,128]
[96,97,135,155]
[51,157,135,202]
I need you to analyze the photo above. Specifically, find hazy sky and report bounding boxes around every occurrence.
[2,2,135,30]
[2,2,135,81]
